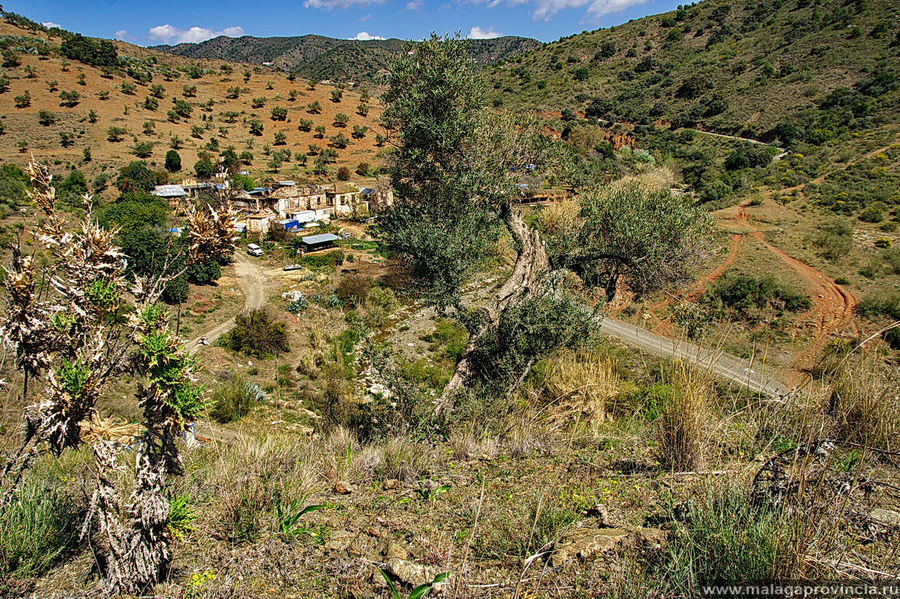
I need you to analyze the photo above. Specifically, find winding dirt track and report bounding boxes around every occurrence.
[185,252,272,353]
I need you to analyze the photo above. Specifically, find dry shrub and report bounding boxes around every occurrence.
[540,199,580,236]
[335,274,372,308]
[317,427,381,484]
[612,166,676,193]
[827,354,900,451]
[543,349,620,425]
[654,361,712,471]
[377,437,434,482]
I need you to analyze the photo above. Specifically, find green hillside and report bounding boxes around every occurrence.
[486,0,899,141]
[155,34,542,82]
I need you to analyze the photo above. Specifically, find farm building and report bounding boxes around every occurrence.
[152,185,187,207]
[246,214,274,233]
[300,233,340,253]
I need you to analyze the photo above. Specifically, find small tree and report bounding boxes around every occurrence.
[133,141,154,158]
[249,119,264,136]
[107,126,126,142]
[298,118,313,132]
[352,125,368,139]
[330,89,343,103]
[329,133,349,149]
[333,113,350,127]
[165,149,182,172]
[59,90,80,107]
[271,106,288,121]
[307,100,322,114]
[337,166,351,181]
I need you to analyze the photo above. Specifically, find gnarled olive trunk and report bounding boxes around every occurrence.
[435,208,548,413]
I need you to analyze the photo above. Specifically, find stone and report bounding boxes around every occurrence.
[385,557,442,589]
[870,508,900,528]
[551,525,666,567]
[334,481,356,495]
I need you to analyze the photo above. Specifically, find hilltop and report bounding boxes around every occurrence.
[154,34,542,82]
[0,15,386,199]
[486,0,899,138]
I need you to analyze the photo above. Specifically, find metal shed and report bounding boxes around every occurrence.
[300,233,340,253]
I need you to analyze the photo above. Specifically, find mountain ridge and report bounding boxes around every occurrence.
[153,34,543,82]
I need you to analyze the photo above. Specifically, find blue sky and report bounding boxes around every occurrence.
[10,0,684,45]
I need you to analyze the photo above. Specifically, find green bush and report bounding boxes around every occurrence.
[857,293,900,321]
[219,309,290,357]
[666,483,796,592]
[703,271,811,319]
[0,476,79,577]
[209,377,266,423]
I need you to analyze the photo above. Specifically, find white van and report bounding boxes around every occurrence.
[246,243,263,257]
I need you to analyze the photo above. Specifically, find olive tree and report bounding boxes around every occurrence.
[549,182,713,300]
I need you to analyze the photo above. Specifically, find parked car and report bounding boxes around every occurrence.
[246,243,263,257]
[283,264,303,271]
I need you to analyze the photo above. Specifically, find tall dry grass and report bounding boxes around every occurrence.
[826,353,900,452]
[543,349,620,425]
[654,361,712,471]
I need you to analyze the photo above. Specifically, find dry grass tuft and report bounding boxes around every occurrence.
[612,166,676,193]
[539,199,580,236]
[544,349,620,425]
[827,354,900,451]
[654,361,712,471]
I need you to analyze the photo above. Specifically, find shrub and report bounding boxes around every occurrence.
[337,166,351,181]
[220,309,290,357]
[703,271,811,319]
[0,476,79,577]
[38,110,56,126]
[165,149,181,172]
[209,377,265,423]
[271,106,287,121]
[336,275,372,307]
[856,292,900,321]
[58,90,80,107]
[814,219,853,262]
[666,482,797,592]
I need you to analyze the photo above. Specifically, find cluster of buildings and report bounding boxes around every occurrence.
[152,177,393,235]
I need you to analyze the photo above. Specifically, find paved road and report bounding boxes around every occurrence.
[185,251,270,353]
[599,317,790,399]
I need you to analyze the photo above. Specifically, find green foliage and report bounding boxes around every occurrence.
[0,476,78,577]
[115,161,158,193]
[379,569,449,599]
[165,149,182,172]
[552,182,712,299]
[274,498,324,539]
[166,494,196,541]
[666,483,796,592]
[60,32,118,67]
[220,309,290,357]
[813,218,854,262]
[194,156,216,178]
[857,293,900,321]
[209,377,264,423]
[702,271,812,319]
[470,286,601,387]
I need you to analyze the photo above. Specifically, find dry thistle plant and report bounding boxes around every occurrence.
[0,159,237,595]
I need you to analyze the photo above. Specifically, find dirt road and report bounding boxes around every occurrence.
[185,252,272,353]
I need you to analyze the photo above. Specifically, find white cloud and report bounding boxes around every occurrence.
[531,0,648,19]
[148,24,245,44]
[42,21,61,29]
[405,0,423,8]
[467,25,502,39]
[114,30,130,41]
[304,0,387,10]
[351,31,385,40]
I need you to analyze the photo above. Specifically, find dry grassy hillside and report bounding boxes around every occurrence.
[0,20,384,196]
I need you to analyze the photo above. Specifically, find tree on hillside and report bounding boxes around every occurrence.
[547,182,713,300]
[165,149,182,172]
[379,36,601,411]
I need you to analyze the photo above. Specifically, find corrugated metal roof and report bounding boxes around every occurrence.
[152,185,187,197]
[301,233,340,244]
